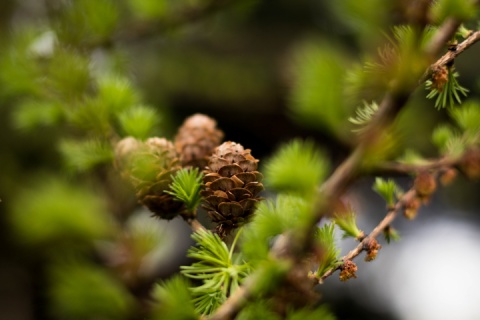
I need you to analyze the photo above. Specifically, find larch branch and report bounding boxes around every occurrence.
[209,17,477,320]
[319,189,417,281]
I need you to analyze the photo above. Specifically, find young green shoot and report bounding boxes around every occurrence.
[426,67,469,109]
[166,168,204,212]
[333,207,364,240]
[383,226,401,244]
[373,177,400,208]
[449,101,480,140]
[265,139,329,196]
[152,275,198,320]
[348,100,379,132]
[181,229,250,315]
[314,223,341,277]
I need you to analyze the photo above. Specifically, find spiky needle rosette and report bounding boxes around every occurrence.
[201,141,264,237]
[174,114,224,169]
[115,137,185,220]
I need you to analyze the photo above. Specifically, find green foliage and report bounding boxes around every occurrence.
[449,100,480,139]
[327,0,391,47]
[12,99,63,130]
[265,139,329,195]
[59,139,114,173]
[248,259,292,297]
[181,230,250,315]
[237,301,336,320]
[288,40,350,138]
[383,226,401,244]
[126,0,225,22]
[55,0,119,46]
[9,177,114,247]
[0,28,43,98]
[166,168,204,212]
[121,141,174,183]
[237,301,281,320]
[314,223,341,277]
[117,105,160,139]
[348,100,379,132]
[151,276,198,320]
[333,209,363,239]
[432,102,480,156]
[96,75,140,114]
[456,24,474,39]
[426,68,469,109]
[241,194,313,262]
[66,98,113,137]
[116,211,170,269]
[4,1,480,319]
[127,0,168,19]
[64,75,158,139]
[385,26,434,90]
[432,125,456,153]
[46,48,92,100]
[360,128,400,169]
[443,135,466,158]
[372,177,400,207]
[286,306,336,320]
[397,149,430,166]
[431,0,478,23]
[348,26,433,101]
[49,261,135,319]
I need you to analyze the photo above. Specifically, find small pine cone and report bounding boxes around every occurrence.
[174,114,224,169]
[414,171,437,199]
[115,137,185,220]
[339,260,357,282]
[460,148,480,180]
[201,141,264,237]
[431,65,449,92]
[440,168,457,186]
[403,197,421,220]
[364,237,382,262]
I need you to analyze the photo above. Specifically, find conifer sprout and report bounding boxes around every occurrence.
[201,141,264,238]
[115,136,185,220]
[174,113,224,169]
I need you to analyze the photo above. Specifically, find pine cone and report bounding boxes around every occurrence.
[201,141,264,237]
[174,114,224,169]
[115,137,185,220]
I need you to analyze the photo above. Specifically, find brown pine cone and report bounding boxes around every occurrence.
[115,137,185,220]
[174,114,224,169]
[201,141,264,237]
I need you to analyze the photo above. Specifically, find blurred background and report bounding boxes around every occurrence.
[1,0,480,319]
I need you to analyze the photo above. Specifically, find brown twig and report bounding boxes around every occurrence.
[430,29,480,70]
[318,153,464,281]
[425,18,461,56]
[187,218,207,232]
[209,275,253,320]
[180,210,207,232]
[319,188,417,281]
[374,156,458,175]
[319,23,480,204]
